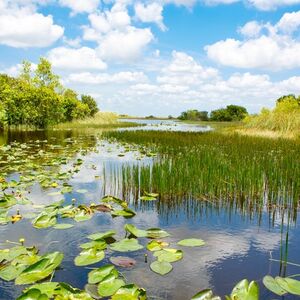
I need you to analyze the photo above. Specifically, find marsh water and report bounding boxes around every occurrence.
[0,124,300,299]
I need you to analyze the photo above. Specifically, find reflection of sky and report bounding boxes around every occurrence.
[119,118,212,132]
[1,131,300,300]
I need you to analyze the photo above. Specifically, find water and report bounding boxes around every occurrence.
[0,128,299,300]
[119,118,212,132]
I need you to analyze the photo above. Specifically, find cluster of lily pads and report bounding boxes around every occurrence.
[191,275,300,299]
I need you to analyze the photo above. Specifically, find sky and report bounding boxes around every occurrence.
[1,0,300,116]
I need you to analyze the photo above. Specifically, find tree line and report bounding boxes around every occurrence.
[0,58,98,129]
[178,105,248,122]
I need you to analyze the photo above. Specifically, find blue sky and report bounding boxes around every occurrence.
[1,0,300,116]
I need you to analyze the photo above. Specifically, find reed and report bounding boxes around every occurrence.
[105,130,300,213]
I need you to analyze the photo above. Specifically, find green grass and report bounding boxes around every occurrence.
[106,130,300,214]
[54,112,139,129]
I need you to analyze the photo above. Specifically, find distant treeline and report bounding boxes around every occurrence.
[178,105,248,122]
[0,58,98,129]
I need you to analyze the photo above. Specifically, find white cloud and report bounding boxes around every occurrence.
[135,2,166,31]
[276,11,300,33]
[204,0,239,5]
[67,71,147,84]
[206,11,300,70]
[59,0,100,14]
[239,21,262,37]
[97,27,153,62]
[0,7,64,47]
[48,47,107,71]
[247,0,300,10]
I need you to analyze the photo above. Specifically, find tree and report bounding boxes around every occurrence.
[19,60,32,84]
[276,94,300,107]
[210,105,248,121]
[178,110,209,121]
[81,94,98,117]
[34,57,61,91]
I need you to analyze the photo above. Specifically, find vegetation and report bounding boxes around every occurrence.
[0,58,98,129]
[244,94,300,136]
[178,109,209,121]
[179,105,248,122]
[106,130,300,214]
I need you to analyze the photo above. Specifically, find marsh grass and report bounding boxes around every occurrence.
[54,112,138,129]
[106,130,300,214]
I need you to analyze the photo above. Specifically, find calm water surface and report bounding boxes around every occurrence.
[0,128,299,300]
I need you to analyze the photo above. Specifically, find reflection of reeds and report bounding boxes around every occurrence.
[105,131,300,220]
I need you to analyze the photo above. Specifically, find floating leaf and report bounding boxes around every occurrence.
[110,256,136,268]
[124,224,147,238]
[88,230,116,241]
[32,213,57,229]
[15,252,64,285]
[16,288,49,300]
[140,196,157,201]
[146,228,170,239]
[112,208,136,218]
[110,239,143,252]
[111,284,147,300]
[53,223,74,230]
[230,279,259,300]
[80,240,107,250]
[263,276,287,296]
[97,274,125,297]
[177,239,205,247]
[74,248,105,266]
[147,240,169,251]
[191,289,221,300]
[153,249,183,263]
[150,260,172,276]
[88,265,118,284]
[275,277,300,295]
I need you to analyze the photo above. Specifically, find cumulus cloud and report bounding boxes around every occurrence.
[48,47,107,71]
[67,71,148,84]
[59,0,100,14]
[247,0,300,10]
[135,2,166,31]
[206,10,300,70]
[0,6,64,47]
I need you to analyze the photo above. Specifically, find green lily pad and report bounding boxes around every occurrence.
[74,248,105,266]
[191,289,221,300]
[53,223,74,230]
[124,224,147,238]
[15,252,64,285]
[263,276,287,296]
[16,288,49,300]
[88,230,116,240]
[32,213,57,229]
[80,240,107,250]
[110,239,143,252]
[177,239,205,247]
[275,277,300,295]
[88,265,118,284]
[140,196,157,201]
[230,279,259,300]
[146,228,170,239]
[112,208,136,218]
[153,249,183,263]
[150,260,172,276]
[97,274,125,297]
[147,240,169,251]
[24,282,59,297]
[111,284,147,300]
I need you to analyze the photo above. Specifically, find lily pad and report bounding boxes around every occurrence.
[15,252,64,285]
[111,284,147,300]
[177,239,205,247]
[275,277,300,295]
[110,256,136,268]
[191,289,221,300]
[230,279,259,300]
[146,228,170,239]
[147,240,169,251]
[74,248,105,266]
[150,260,172,276]
[53,223,74,230]
[110,239,143,252]
[153,249,183,263]
[124,224,147,238]
[88,230,116,241]
[97,274,125,297]
[16,288,49,300]
[88,265,118,284]
[263,276,287,296]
